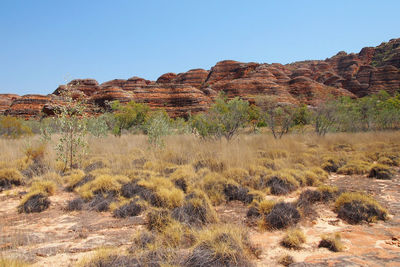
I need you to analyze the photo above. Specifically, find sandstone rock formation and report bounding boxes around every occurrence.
[1,38,399,118]
[0,94,20,113]
[4,95,51,117]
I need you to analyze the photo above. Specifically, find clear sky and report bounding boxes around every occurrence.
[1,0,399,95]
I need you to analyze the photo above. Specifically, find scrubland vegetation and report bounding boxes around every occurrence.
[0,90,399,266]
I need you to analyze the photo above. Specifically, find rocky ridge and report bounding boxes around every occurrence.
[1,38,399,118]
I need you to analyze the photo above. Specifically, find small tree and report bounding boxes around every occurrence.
[55,90,88,171]
[313,99,339,136]
[111,100,150,136]
[374,91,400,130]
[248,104,262,133]
[86,114,110,137]
[191,93,251,141]
[256,96,296,139]
[0,116,32,138]
[190,112,221,139]
[144,110,171,148]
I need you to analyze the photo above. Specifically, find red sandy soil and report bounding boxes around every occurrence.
[1,171,399,266]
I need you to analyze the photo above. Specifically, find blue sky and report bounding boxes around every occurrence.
[1,0,399,95]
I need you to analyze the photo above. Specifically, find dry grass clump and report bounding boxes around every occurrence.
[297,185,339,207]
[247,199,276,219]
[0,168,23,189]
[321,155,346,173]
[88,194,115,212]
[65,169,86,191]
[113,199,144,218]
[159,149,190,165]
[132,230,156,250]
[169,165,197,193]
[337,160,370,175]
[159,220,190,248]
[39,171,63,185]
[200,172,256,204]
[82,157,110,173]
[24,143,46,161]
[223,183,255,204]
[172,190,218,226]
[331,143,354,152]
[265,202,301,230]
[297,189,323,206]
[368,163,395,180]
[258,149,288,159]
[317,185,339,202]
[377,156,398,166]
[143,160,177,175]
[303,171,320,186]
[281,228,306,249]
[77,174,129,200]
[66,197,84,211]
[184,225,254,267]
[87,167,113,177]
[265,171,299,195]
[223,168,250,184]
[200,172,230,204]
[137,176,184,209]
[278,254,295,266]
[248,200,300,230]
[146,208,174,232]
[145,209,191,248]
[318,233,344,252]
[310,167,329,180]
[335,192,388,224]
[18,191,50,213]
[29,180,56,196]
[77,248,139,267]
[17,177,55,213]
[22,143,49,178]
[193,157,226,173]
[0,257,29,267]
[377,151,400,166]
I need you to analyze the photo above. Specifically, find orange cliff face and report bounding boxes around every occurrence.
[1,38,399,118]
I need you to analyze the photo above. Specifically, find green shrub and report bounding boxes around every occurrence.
[190,94,251,141]
[110,100,150,136]
[0,116,32,138]
[144,110,172,147]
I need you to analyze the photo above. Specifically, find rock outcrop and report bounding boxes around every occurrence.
[1,38,399,118]
[4,95,51,117]
[0,94,20,113]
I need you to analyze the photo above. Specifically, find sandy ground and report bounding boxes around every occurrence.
[1,171,400,266]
